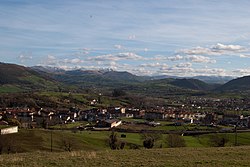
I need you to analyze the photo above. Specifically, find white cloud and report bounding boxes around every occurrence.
[159,65,226,76]
[152,54,215,63]
[63,58,83,64]
[128,35,136,40]
[239,54,250,58]
[130,68,153,76]
[48,55,56,60]
[18,53,32,62]
[180,46,218,55]
[87,52,144,61]
[212,43,245,52]
[186,55,216,63]
[42,55,84,66]
[179,43,246,56]
[232,69,250,76]
[151,55,183,61]
[175,62,192,68]
[160,67,193,75]
[43,55,57,66]
[114,45,123,49]
[167,55,184,61]
[194,68,226,76]
[140,63,168,68]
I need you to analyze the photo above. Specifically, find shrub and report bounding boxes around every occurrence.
[129,143,140,149]
[108,131,126,150]
[141,132,162,149]
[7,118,21,127]
[166,134,186,148]
[209,134,228,147]
[143,137,154,149]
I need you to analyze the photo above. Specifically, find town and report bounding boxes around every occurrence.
[1,96,250,132]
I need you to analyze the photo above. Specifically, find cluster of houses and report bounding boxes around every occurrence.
[1,106,250,129]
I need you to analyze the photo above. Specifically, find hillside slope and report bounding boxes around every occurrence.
[33,66,214,95]
[0,146,250,167]
[216,76,250,92]
[169,78,213,91]
[0,63,59,92]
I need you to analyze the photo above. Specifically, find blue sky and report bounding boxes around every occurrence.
[1,0,250,76]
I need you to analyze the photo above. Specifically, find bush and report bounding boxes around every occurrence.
[129,143,140,149]
[143,137,154,149]
[141,132,162,149]
[112,89,126,97]
[108,131,126,150]
[209,134,228,147]
[7,118,21,127]
[166,134,186,148]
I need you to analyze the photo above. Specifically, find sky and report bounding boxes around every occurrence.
[1,0,250,77]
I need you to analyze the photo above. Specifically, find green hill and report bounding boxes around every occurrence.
[216,76,250,92]
[0,63,227,96]
[169,78,213,91]
[33,66,213,96]
[49,69,148,89]
[0,63,59,93]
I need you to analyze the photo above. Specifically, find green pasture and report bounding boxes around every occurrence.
[1,129,250,154]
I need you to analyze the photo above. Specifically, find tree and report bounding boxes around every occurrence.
[112,89,126,97]
[108,131,119,150]
[141,132,162,149]
[108,131,126,150]
[209,134,228,147]
[166,134,186,148]
[143,137,154,149]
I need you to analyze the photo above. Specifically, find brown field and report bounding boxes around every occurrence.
[0,146,250,167]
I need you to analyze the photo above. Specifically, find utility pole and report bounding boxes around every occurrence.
[234,125,237,146]
[51,130,53,152]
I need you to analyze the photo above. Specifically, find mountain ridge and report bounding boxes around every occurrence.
[1,63,249,94]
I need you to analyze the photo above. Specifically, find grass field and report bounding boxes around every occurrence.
[0,146,250,167]
[1,129,250,166]
[0,85,22,93]
[2,129,250,154]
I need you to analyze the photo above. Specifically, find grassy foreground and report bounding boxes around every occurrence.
[0,146,250,167]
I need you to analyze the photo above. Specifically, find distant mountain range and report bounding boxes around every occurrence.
[0,63,249,95]
[150,75,234,84]
[32,66,234,84]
